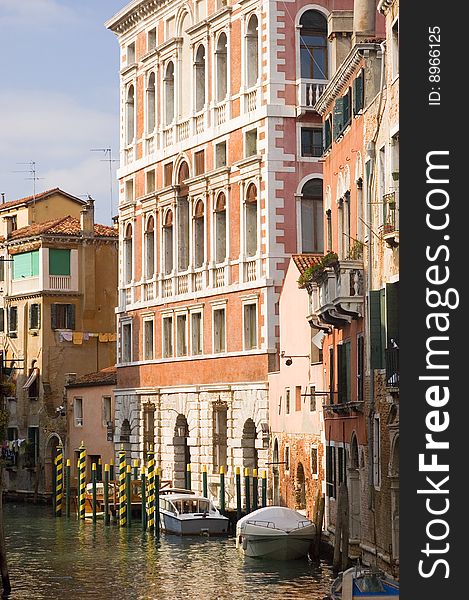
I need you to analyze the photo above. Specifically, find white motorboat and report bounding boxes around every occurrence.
[330,565,399,599]
[236,506,316,560]
[159,488,229,535]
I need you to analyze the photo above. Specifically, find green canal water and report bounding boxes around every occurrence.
[4,504,334,600]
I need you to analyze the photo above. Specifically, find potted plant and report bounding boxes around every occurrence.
[297,252,338,288]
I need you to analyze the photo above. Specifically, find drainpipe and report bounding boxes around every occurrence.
[366,40,386,511]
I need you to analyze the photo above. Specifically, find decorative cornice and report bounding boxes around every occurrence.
[314,43,381,115]
[105,0,166,37]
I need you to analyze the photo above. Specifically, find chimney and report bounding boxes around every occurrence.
[65,373,77,386]
[352,0,377,44]
[4,216,15,238]
[80,196,95,237]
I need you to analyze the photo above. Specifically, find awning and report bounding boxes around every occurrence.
[23,368,39,389]
[312,330,326,349]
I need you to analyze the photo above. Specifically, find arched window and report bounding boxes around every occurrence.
[339,191,351,257]
[216,33,228,102]
[125,85,135,145]
[145,215,155,279]
[246,15,259,88]
[163,210,173,275]
[180,13,191,118]
[300,179,324,253]
[177,162,190,271]
[164,62,175,125]
[299,10,328,80]
[147,72,156,133]
[214,192,227,263]
[195,45,206,112]
[124,223,133,284]
[193,200,205,268]
[245,183,258,257]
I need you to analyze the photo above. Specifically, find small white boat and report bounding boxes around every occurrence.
[330,565,399,599]
[159,488,229,535]
[236,506,316,560]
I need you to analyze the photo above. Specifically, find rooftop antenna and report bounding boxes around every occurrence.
[90,148,119,223]
[12,161,44,217]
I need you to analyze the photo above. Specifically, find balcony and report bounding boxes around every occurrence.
[382,192,399,247]
[244,88,258,113]
[313,259,364,328]
[385,346,399,390]
[297,79,328,111]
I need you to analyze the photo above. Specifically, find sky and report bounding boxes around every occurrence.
[0,0,128,225]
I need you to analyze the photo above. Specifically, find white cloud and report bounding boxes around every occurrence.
[0,89,119,224]
[0,0,78,27]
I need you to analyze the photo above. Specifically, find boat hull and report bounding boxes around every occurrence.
[238,531,314,560]
[160,511,229,536]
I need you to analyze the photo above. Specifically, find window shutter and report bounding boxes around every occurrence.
[0,309,4,333]
[0,258,4,282]
[345,341,351,402]
[333,98,344,140]
[51,303,57,330]
[370,290,384,369]
[386,282,399,346]
[337,344,348,403]
[354,71,364,114]
[357,336,364,401]
[67,304,76,330]
[29,304,33,329]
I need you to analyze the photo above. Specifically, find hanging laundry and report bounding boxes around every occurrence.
[60,331,73,342]
[72,332,84,345]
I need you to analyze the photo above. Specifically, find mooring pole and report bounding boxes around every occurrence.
[104,464,110,525]
[141,467,147,530]
[244,468,251,515]
[252,468,258,512]
[147,448,155,531]
[109,458,115,482]
[118,450,127,527]
[55,444,63,517]
[261,470,267,508]
[219,466,225,514]
[98,457,103,482]
[78,442,87,520]
[155,466,160,538]
[92,463,97,523]
[185,463,191,491]
[202,464,208,498]
[65,459,71,518]
[126,464,132,528]
[236,467,242,521]
[133,459,139,481]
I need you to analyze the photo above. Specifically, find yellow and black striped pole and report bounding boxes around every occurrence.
[133,458,139,481]
[78,442,86,520]
[185,463,191,491]
[55,444,63,517]
[261,469,267,507]
[202,464,208,498]
[252,468,258,512]
[126,464,132,528]
[65,458,71,518]
[155,466,160,538]
[147,448,155,531]
[118,449,127,527]
[98,457,103,482]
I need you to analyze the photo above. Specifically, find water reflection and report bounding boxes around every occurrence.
[4,505,333,600]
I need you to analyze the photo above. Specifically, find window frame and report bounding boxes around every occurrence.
[300,126,323,158]
[74,397,84,427]
[212,306,226,354]
[143,317,155,361]
[120,320,132,363]
[162,314,174,358]
[176,312,188,357]
[190,309,203,356]
[102,396,112,427]
[242,301,258,351]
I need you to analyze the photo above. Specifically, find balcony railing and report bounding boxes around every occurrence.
[214,266,225,288]
[298,79,328,108]
[146,135,155,155]
[162,277,173,298]
[177,273,189,295]
[385,346,399,388]
[48,275,71,291]
[163,126,174,147]
[177,120,190,142]
[382,192,399,246]
[245,89,257,112]
[245,259,257,282]
[194,112,205,135]
[143,282,155,302]
[313,259,364,328]
[124,146,134,165]
[215,103,226,126]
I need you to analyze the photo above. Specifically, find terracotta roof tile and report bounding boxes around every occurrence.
[8,216,118,240]
[292,254,324,275]
[0,188,86,212]
[67,366,117,388]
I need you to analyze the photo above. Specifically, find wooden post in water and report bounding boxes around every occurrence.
[141,466,147,530]
[311,492,325,561]
[78,442,87,520]
[147,448,155,531]
[252,469,258,511]
[55,444,63,517]
[202,464,208,498]
[341,485,350,571]
[236,467,242,521]
[109,458,114,481]
[133,459,139,481]
[126,465,132,528]
[92,463,97,523]
[244,468,251,514]
[155,467,160,538]
[65,459,71,518]
[219,466,225,514]
[118,450,127,527]
[185,463,191,491]
[333,483,349,571]
[261,470,267,507]
[0,464,11,597]
[104,464,110,525]
[98,457,102,482]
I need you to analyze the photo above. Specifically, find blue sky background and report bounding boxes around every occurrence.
[0,0,127,224]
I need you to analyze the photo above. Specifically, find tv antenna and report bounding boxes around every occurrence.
[90,148,119,222]
[12,161,44,201]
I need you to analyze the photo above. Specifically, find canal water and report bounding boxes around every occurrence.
[4,504,334,600]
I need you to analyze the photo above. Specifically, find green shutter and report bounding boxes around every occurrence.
[13,251,39,279]
[49,249,71,276]
[386,282,399,346]
[67,304,76,330]
[370,290,384,369]
[353,71,364,115]
[345,341,351,402]
[333,97,344,140]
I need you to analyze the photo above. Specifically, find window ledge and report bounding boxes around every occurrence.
[233,154,262,169]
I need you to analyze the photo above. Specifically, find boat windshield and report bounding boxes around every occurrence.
[173,499,211,514]
[355,574,385,593]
